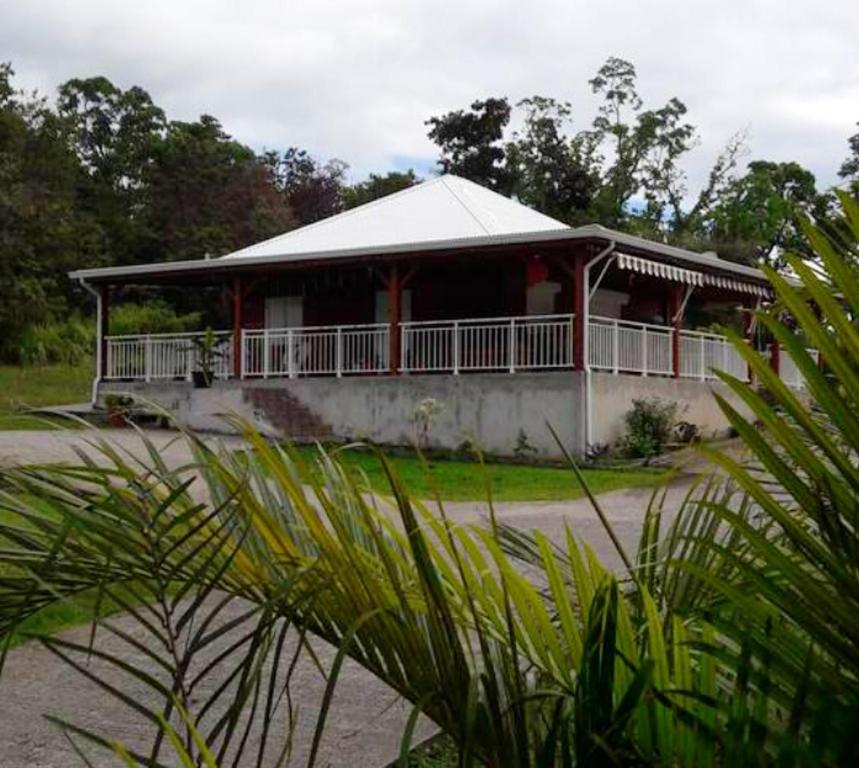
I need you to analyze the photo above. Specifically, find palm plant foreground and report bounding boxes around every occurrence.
[0,191,858,766]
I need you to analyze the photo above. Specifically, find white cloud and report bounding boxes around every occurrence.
[2,0,856,195]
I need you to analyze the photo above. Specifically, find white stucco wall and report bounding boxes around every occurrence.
[588,371,752,445]
[102,373,586,458]
[101,369,754,457]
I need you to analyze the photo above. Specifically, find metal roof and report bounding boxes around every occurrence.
[223,174,567,260]
[69,174,770,286]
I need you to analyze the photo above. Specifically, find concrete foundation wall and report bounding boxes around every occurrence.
[589,372,751,445]
[101,373,586,459]
[101,370,747,457]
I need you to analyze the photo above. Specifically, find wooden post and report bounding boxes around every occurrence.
[769,339,780,377]
[572,254,586,370]
[669,284,681,378]
[232,276,242,379]
[99,285,110,379]
[743,299,755,383]
[388,264,401,374]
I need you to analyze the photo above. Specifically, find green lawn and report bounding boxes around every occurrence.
[0,502,128,649]
[293,444,666,502]
[0,362,92,429]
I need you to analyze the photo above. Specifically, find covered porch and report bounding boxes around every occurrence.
[94,243,797,388]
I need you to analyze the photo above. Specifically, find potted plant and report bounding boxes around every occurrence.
[191,327,228,388]
[103,393,134,427]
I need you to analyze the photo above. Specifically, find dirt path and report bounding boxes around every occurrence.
[0,429,704,766]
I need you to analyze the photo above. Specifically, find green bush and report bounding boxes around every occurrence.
[15,302,202,366]
[619,397,679,458]
[110,301,201,336]
[18,316,94,366]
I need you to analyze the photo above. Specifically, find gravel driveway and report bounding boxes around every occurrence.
[0,429,697,766]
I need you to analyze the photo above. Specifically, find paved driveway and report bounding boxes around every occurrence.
[0,429,697,766]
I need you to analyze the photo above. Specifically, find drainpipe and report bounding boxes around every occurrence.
[583,241,615,450]
[78,278,102,406]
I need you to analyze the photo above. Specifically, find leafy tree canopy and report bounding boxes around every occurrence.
[840,121,859,191]
[425,56,851,270]
[343,169,419,209]
[426,97,512,192]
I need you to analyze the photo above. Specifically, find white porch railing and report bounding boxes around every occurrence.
[778,347,819,389]
[679,329,749,382]
[588,316,673,376]
[103,316,815,388]
[588,318,751,382]
[400,314,574,374]
[104,331,233,381]
[242,323,389,378]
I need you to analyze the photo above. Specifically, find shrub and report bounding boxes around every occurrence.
[15,302,201,366]
[619,397,679,458]
[412,397,444,448]
[513,428,537,460]
[18,316,94,366]
[109,301,201,336]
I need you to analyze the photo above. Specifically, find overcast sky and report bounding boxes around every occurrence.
[3,0,857,199]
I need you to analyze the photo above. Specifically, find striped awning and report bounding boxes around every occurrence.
[616,252,770,297]
[703,273,770,297]
[616,252,703,286]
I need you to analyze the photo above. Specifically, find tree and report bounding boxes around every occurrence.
[702,160,825,267]
[57,77,165,190]
[424,60,697,232]
[587,57,696,231]
[343,169,419,209]
[146,116,293,262]
[426,97,512,192]
[263,147,347,226]
[678,129,750,235]
[505,96,601,225]
[57,77,167,266]
[0,64,102,360]
[840,122,859,192]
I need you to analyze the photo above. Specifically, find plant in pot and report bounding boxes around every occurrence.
[190,327,228,388]
[103,393,134,427]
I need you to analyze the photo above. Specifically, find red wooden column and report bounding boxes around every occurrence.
[99,284,110,379]
[388,264,401,374]
[572,254,586,370]
[769,338,780,376]
[232,276,243,379]
[669,284,682,378]
[742,299,755,383]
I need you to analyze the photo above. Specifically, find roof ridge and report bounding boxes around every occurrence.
[222,174,450,259]
[439,176,494,236]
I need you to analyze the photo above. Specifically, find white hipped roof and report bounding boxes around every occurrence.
[68,174,773,289]
[222,174,568,260]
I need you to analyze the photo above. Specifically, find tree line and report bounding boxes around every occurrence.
[1,57,857,362]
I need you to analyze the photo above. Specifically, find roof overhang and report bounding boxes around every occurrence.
[69,223,771,290]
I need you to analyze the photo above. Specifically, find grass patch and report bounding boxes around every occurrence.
[0,362,92,429]
[1,590,121,649]
[0,504,121,649]
[293,444,666,502]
